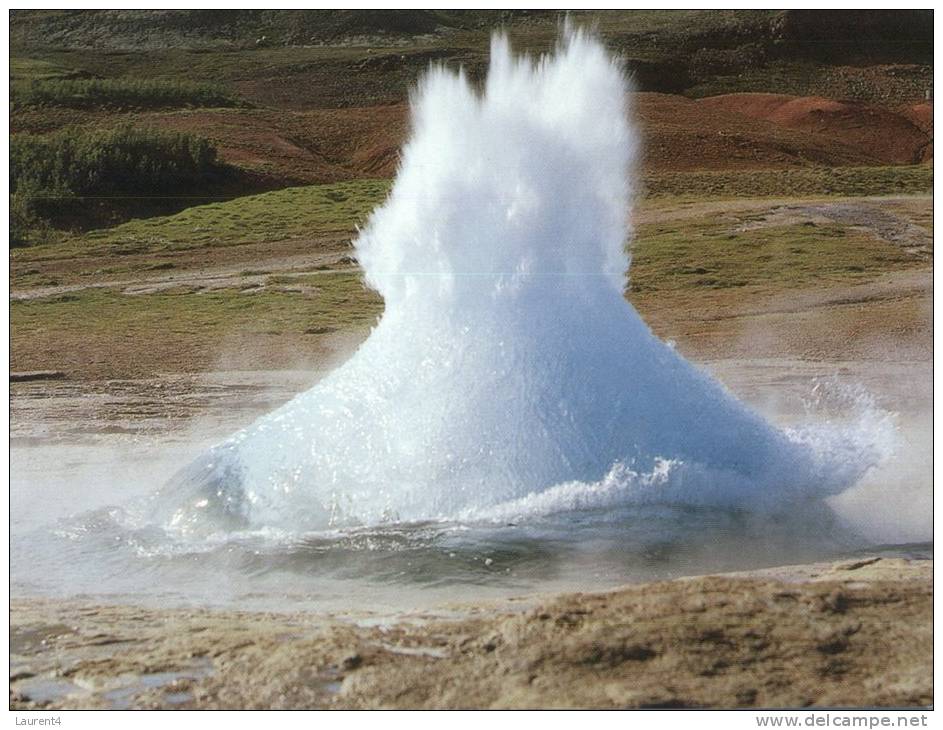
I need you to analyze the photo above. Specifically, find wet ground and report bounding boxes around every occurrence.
[10,557,932,709]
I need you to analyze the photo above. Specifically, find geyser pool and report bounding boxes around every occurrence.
[154,30,887,535]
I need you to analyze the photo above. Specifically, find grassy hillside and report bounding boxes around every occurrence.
[10,10,932,102]
[10,10,930,63]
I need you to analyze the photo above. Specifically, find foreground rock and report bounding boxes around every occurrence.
[10,558,931,710]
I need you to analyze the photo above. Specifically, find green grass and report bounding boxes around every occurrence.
[13,180,392,262]
[13,165,930,264]
[12,78,244,110]
[11,12,930,107]
[77,179,390,251]
[630,215,924,295]
[10,271,384,378]
[686,61,932,105]
[10,45,420,94]
[10,57,78,81]
[12,197,930,379]
[12,272,382,339]
[643,165,932,200]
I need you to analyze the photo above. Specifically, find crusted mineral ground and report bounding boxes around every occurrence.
[10,557,931,710]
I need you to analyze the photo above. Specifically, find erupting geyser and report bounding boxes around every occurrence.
[158,31,884,535]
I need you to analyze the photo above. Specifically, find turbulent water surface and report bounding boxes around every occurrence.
[12,31,921,613]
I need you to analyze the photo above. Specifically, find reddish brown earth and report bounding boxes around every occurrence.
[11,88,932,187]
[698,93,933,165]
[120,92,933,187]
[636,92,881,171]
[146,104,409,184]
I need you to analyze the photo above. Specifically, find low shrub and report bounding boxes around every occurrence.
[12,78,242,110]
[10,124,223,245]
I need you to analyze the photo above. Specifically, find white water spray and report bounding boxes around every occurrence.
[158,31,888,535]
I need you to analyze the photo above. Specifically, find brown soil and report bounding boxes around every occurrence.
[143,91,896,190]
[10,558,931,709]
[145,104,409,184]
[638,92,884,171]
[23,93,928,191]
[698,93,933,165]
[192,90,929,181]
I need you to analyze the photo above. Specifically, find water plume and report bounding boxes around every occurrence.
[156,30,888,535]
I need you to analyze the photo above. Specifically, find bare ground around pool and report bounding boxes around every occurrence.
[10,558,931,709]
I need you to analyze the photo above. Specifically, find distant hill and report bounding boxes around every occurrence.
[10,10,932,105]
[8,10,538,50]
[10,10,932,66]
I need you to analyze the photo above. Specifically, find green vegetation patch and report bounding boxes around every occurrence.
[643,166,932,200]
[12,78,244,111]
[10,57,79,81]
[12,272,382,340]
[15,165,928,262]
[62,180,391,255]
[630,215,924,295]
[686,61,933,105]
[10,165,931,302]
[11,124,223,246]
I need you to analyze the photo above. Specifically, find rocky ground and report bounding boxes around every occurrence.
[10,558,932,709]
